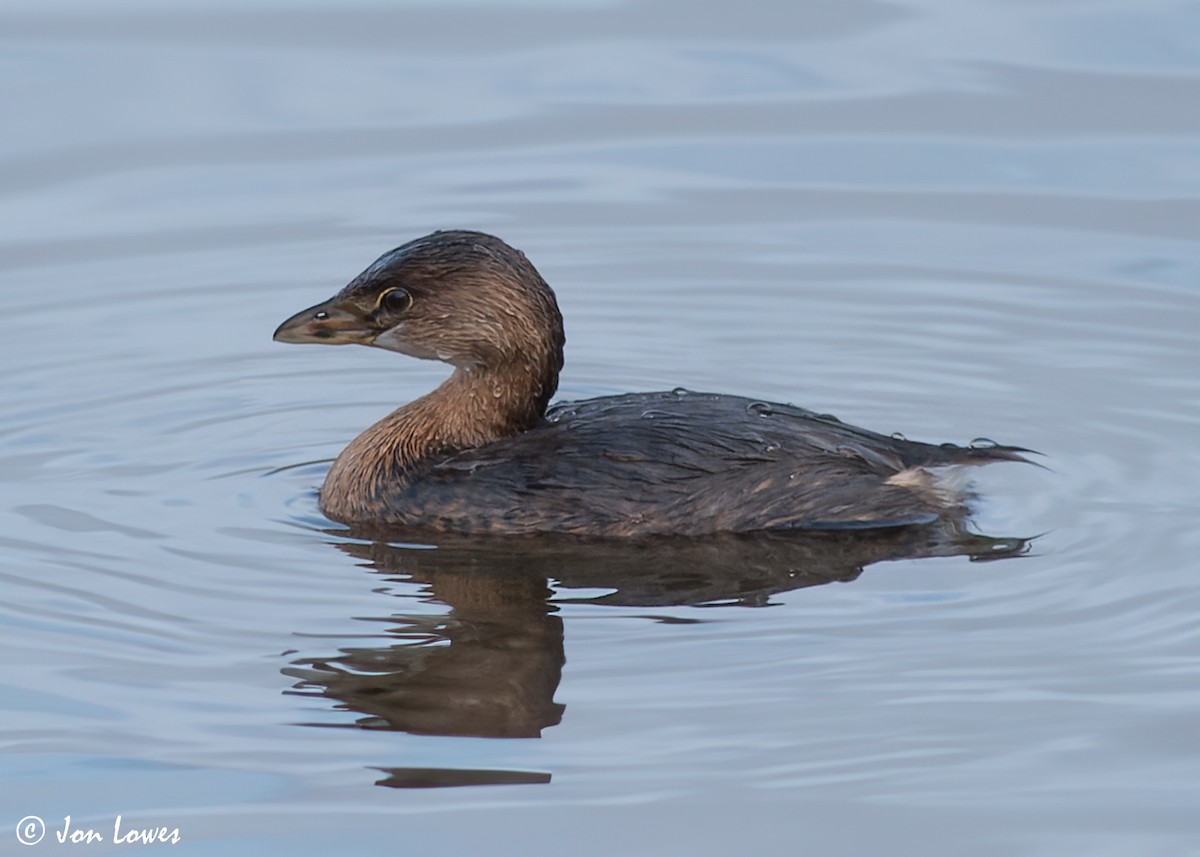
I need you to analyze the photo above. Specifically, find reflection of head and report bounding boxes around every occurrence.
[285,571,564,738]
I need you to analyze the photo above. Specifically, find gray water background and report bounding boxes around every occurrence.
[2,0,1199,854]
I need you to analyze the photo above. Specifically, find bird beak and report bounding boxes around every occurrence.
[273,297,375,345]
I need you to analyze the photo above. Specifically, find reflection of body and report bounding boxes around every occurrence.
[275,231,1031,536]
[285,524,1027,742]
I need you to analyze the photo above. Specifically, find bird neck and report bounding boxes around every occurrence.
[321,355,560,521]
[400,360,558,455]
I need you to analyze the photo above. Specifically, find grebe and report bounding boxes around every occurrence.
[274,231,1029,536]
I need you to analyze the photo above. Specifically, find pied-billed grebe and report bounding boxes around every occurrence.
[274,230,1030,536]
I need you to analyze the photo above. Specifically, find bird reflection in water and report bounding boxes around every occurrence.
[283,522,1027,786]
[286,562,566,739]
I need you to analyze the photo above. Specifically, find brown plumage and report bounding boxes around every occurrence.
[274,230,1032,537]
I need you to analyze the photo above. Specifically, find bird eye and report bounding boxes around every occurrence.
[378,287,412,313]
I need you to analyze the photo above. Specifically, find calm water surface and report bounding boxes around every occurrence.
[2,0,1199,854]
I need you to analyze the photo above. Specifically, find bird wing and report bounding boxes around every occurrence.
[383,391,959,535]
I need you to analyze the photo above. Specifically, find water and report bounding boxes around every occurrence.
[2,0,1199,854]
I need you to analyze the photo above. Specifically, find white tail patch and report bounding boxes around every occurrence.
[886,466,969,508]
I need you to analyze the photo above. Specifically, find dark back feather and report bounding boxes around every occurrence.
[348,390,1031,536]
